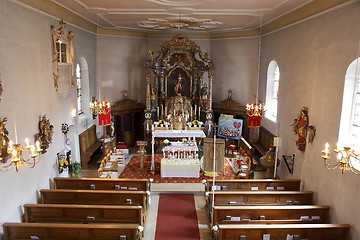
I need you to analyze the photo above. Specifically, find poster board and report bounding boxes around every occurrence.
[217,117,243,140]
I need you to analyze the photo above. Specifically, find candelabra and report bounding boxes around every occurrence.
[89,93,111,116]
[246,102,265,117]
[0,138,42,172]
[322,142,360,174]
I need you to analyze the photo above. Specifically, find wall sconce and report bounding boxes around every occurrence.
[71,108,76,118]
[0,138,42,172]
[322,143,360,175]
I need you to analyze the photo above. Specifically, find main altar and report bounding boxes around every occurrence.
[143,34,215,175]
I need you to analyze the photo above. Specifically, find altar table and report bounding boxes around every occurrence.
[161,158,200,178]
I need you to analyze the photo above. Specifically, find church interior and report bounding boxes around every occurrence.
[0,0,360,239]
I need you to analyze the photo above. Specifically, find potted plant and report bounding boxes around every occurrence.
[70,162,81,178]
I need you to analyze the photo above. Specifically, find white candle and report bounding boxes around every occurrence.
[165,106,167,116]
[157,107,159,117]
[198,106,201,118]
[162,105,164,116]
[195,105,197,115]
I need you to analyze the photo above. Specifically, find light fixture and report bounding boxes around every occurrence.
[0,138,42,172]
[322,143,360,174]
[246,14,266,121]
[71,108,76,118]
[246,101,265,117]
[89,92,111,116]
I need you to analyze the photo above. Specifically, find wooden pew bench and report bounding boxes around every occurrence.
[213,223,351,240]
[40,189,147,210]
[3,222,140,240]
[24,204,144,226]
[207,191,314,207]
[53,177,150,192]
[252,126,276,156]
[213,205,330,225]
[205,179,301,192]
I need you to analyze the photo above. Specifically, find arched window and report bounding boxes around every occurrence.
[338,57,360,156]
[265,60,280,122]
[76,63,83,114]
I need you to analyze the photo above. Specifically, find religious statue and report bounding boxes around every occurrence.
[36,115,53,153]
[150,86,155,109]
[291,107,310,151]
[201,83,208,108]
[227,89,233,100]
[174,74,182,96]
[0,117,10,161]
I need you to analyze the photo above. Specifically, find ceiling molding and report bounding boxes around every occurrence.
[262,0,352,35]
[15,0,353,39]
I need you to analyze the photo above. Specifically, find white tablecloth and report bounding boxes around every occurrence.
[154,130,205,138]
[161,158,200,178]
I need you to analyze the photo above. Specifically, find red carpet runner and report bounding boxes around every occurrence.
[155,194,200,240]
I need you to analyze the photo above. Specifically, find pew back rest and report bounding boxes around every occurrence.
[40,189,146,208]
[3,222,139,240]
[253,126,276,155]
[53,177,149,191]
[23,204,144,226]
[209,191,314,206]
[213,205,330,225]
[215,223,351,240]
[206,179,301,192]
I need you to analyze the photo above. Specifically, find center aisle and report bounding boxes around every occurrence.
[155,194,200,240]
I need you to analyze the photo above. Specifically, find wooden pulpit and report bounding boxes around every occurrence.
[203,138,225,172]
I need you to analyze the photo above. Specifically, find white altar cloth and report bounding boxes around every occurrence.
[153,129,205,138]
[161,158,200,178]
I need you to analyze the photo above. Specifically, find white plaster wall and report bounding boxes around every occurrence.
[97,35,148,105]
[259,2,360,239]
[0,0,96,236]
[210,37,259,105]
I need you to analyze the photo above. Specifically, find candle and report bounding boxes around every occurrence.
[36,141,41,151]
[157,107,159,117]
[198,106,201,118]
[9,140,13,149]
[25,138,30,148]
[195,105,197,115]
[162,105,164,116]
[165,106,167,116]
[31,146,35,156]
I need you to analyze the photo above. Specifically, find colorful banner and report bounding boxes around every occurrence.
[217,117,243,140]
[98,109,111,126]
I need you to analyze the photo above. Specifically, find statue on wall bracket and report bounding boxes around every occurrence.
[0,117,10,163]
[291,107,316,151]
[35,115,54,154]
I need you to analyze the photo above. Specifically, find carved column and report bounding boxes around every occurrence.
[145,74,151,111]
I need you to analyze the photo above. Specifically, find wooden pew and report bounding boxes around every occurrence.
[3,222,140,240]
[208,191,314,206]
[214,223,351,240]
[205,179,301,192]
[53,177,150,192]
[213,205,330,225]
[40,189,147,210]
[24,204,144,226]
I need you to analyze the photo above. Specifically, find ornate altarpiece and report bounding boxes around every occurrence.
[144,34,214,136]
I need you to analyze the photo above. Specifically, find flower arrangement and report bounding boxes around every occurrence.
[59,159,69,173]
[160,139,171,149]
[192,120,199,125]
[158,119,165,124]
[70,162,81,178]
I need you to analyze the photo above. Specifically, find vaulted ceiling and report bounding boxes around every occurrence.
[17,0,354,37]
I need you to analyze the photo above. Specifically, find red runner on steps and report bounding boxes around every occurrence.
[155,194,200,240]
